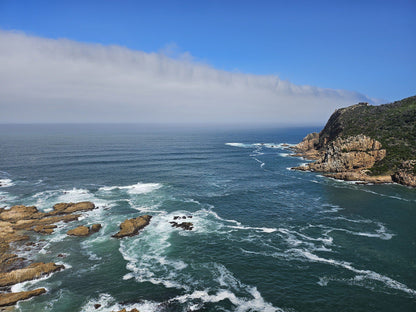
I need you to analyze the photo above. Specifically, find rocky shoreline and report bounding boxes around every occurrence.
[0,200,195,309]
[290,132,415,187]
[0,201,157,309]
[289,98,416,187]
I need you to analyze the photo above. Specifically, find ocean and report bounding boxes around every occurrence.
[0,124,415,312]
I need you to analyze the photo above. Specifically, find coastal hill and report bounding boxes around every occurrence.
[292,95,416,187]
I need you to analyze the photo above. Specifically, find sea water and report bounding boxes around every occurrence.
[0,124,415,312]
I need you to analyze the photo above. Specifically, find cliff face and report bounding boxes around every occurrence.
[292,96,416,187]
[304,135,386,172]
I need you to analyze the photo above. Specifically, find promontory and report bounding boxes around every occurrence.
[291,95,416,187]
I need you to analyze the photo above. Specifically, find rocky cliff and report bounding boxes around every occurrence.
[292,95,416,187]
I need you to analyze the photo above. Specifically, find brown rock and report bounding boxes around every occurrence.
[0,206,40,222]
[90,224,102,233]
[293,135,386,172]
[13,214,80,230]
[94,303,101,309]
[0,288,46,307]
[305,135,386,173]
[48,201,95,216]
[324,172,392,184]
[67,224,102,237]
[392,160,416,187]
[67,225,90,237]
[33,224,57,235]
[112,215,152,238]
[0,262,64,287]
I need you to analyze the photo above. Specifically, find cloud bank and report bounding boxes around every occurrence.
[0,30,376,125]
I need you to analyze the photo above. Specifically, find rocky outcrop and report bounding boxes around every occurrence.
[297,135,386,172]
[112,308,140,312]
[291,132,320,159]
[292,134,392,184]
[112,215,152,238]
[0,288,46,307]
[392,160,416,187]
[291,96,416,187]
[0,262,64,287]
[50,202,95,215]
[67,224,101,237]
[0,201,95,306]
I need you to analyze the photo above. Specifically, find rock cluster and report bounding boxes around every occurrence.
[170,216,194,230]
[0,201,95,307]
[112,215,152,238]
[67,224,102,237]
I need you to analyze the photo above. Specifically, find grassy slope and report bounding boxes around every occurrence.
[318,95,416,175]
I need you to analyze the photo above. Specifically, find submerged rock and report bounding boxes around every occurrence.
[0,288,46,307]
[169,221,194,231]
[112,215,152,238]
[33,224,57,235]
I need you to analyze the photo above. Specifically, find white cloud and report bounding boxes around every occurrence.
[0,30,376,125]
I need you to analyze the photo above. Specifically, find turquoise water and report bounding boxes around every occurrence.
[0,124,415,312]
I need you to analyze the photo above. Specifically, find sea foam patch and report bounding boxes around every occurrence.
[0,178,14,187]
[99,181,162,195]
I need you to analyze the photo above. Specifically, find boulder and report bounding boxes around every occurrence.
[67,225,90,237]
[0,288,46,307]
[67,224,102,237]
[91,224,102,233]
[112,215,152,238]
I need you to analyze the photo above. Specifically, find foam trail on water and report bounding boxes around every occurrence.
[226,143,256,148]
[291,249,416,297]
[99,181,162,194]
[80,293,159,312]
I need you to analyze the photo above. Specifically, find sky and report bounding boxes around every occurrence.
[0,0,415,125]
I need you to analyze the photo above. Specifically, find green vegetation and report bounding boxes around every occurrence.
[318,96,416,175]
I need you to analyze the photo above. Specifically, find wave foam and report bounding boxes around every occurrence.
[99,181,162,195]
[0,178,14,187]
[291,249,416,297]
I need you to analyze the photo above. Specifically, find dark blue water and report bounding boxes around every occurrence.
[0,124,415,312]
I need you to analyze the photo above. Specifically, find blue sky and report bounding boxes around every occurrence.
[0,0,414,124]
